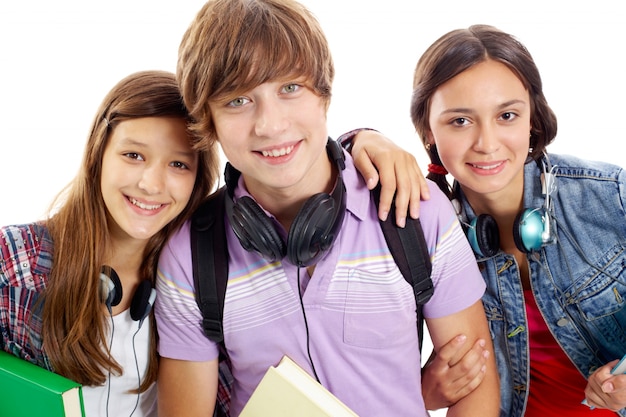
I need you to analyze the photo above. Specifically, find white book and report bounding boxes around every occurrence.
[240,355,359,417]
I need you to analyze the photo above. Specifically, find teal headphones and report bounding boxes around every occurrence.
[459,155,557,257]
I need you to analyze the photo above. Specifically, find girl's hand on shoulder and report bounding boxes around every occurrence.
[350,129,429,227]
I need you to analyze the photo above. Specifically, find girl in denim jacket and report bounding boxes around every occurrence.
[411,24,626,416]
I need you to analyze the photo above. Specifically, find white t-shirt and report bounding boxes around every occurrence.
[82,309,156,417]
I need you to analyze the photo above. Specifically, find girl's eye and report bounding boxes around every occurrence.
[170,161,189,170]
[124,152,144,161]
[501,112,517,121]
[452,117,468,126]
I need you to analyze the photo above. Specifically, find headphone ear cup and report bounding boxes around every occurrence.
[130,280,156,323]
[467,214,500,258]
[223,141,346,266]
[228,195,286,262]
[100,267,123,310]
[287,191,345,266]
[513,208,545,253]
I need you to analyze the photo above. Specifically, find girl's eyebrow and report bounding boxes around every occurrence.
[440,107,474,115]
[117,137,148,148]
[118,137,196,158]
[497,99,527,110]
[440,99,527,115]
[173,149,197,159]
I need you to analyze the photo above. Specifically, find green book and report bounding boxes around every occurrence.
[0,350,85,417]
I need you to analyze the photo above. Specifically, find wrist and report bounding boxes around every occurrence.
[338,128,378,153]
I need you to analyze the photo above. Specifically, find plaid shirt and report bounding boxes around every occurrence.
[0,223,53,370]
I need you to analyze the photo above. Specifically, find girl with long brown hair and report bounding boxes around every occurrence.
[0,70,219,416]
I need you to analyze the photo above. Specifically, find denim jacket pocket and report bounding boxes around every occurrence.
[573,249,626,351]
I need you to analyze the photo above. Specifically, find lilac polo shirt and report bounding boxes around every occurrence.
[155,152,485,416]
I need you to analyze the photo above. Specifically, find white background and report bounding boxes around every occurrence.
[1,1,624,414]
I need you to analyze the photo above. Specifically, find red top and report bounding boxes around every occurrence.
[523,290,616,416]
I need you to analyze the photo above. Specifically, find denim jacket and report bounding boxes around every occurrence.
[458,153,626,417]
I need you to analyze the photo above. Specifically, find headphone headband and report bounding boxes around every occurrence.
[225,138,347,266]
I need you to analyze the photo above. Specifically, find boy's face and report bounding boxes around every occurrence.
[210,78,330,198]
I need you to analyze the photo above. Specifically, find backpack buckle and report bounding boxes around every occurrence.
[202,317,224,343]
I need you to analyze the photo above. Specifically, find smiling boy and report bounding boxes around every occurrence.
[153,1,499,416]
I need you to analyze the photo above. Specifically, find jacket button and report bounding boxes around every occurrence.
[557,318,569,327]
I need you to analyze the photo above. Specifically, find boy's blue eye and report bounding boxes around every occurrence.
[283,84,299,93]
[228,97,248,107]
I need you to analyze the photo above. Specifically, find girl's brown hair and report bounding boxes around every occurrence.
[42,70,219,389]
[410,25,558,198]
[177,0,334,151]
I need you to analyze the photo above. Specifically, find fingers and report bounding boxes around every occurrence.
[584,361,626,411]
[604,373,626,410]
[350,148,393,222]
[434,334,469,364]
[375,151,426,227]
[421,335,489,410]
[442,337,489,393]
[348,130,428,226]
[351,149,381,191]
[388,160,429,226]
[376,166,398,223]
[449,338,488,370]
[447,340,489,397]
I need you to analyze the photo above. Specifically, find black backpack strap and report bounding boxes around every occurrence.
[191,186,229,343]
[190,186,232,417]
[372,185,434,350]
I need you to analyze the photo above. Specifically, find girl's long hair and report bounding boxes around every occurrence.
[42,70,219,389]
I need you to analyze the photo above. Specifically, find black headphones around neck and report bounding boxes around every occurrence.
[99,265,155,417]
[458,155,558,257]
[99,266,156,327]
[224,138,347,267]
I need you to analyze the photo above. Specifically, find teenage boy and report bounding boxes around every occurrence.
[154,1,499,416]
